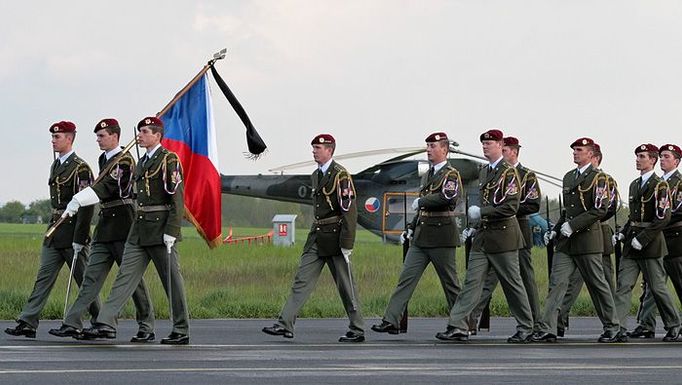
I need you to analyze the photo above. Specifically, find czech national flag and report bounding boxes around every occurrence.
[159,74,223,247]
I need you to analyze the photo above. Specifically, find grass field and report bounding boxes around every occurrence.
[0,223,660,322]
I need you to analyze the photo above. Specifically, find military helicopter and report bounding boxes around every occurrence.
[221,141,562,243]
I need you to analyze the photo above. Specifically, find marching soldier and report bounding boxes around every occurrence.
[48,118,155,342]
[5,121,99,338]
[371,132,462,335]
[555,143,618,336]
[628,144,682,338]
[532,137,622,343]
[81,117,190,345]
[263,134,365,342]
[468,136,542,332]
[612,144,681,341]
[435,129,534,343]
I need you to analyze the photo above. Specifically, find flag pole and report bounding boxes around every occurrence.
[157,49,227,117]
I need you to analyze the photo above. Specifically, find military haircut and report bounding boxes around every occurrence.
[97,125,120,139]
[323,142,336,155]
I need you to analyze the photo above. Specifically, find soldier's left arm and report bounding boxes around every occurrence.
[73,162,94,245]
[480,168,521,219]
[517,171,541,217]
[164,153,184,238]
[635,181,671,246]
[338,171,357,250]
[417,169,462,209]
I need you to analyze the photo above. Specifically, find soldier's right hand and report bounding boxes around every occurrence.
[62,198,81,218]
[460,227,476,243]
[543,231,556,245]
[400,229,413,244]
[611,232,624,246]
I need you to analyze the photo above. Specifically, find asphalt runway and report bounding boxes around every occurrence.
[2,317,682,385]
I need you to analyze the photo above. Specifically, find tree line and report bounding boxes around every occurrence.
[0,197,312,228]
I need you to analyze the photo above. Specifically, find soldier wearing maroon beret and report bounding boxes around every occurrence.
[82,116,190,345]
[263,133,365,342]
[49,118,155,342]
[556,141,620,337]
[533,137,623,343]
[437,128,534,343]
[5,121,98,339]
[612,144,682,341]
[372,132,462,336]
[632,143,682,338]
[469,135,543,333]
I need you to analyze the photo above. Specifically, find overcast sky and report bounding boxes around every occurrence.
[2,0,682,204]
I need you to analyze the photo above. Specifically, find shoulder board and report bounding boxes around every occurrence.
[165,151,180,162]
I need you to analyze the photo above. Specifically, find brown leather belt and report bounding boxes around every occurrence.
[419,210,456,217]
[136,204,170,212]
[665,221,682,229]
[101,199,133,209]
[314,215,342,225]
[481,215,516,223]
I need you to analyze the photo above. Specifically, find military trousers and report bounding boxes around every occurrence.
[64,241,154,332]
[381,245,460,328]
[470,247,541,331]
[19,245,100,328]
[447,250,533,333]
[97,242,189,335]
[614,257,680,331]
[637,257,682,332]
[557,254,615,330]
[537,251,619,335]
[278,244,364,334]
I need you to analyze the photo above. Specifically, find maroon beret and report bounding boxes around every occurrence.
[94,118,120,132]
[311,133,335,145]
[137,116,163,130]
[49,121,76,133]
[425,132,448,142]
[570,137,595,149]
[480,129,504,142]
[635,143,659,154]
[503,136,520,147]
[659,144,682,158]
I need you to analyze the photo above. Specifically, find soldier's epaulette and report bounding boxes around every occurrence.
[115,152,135,167]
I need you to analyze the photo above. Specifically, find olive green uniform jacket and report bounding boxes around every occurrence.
[553,165,608,256]
[303,160,357,257]
[91,150,136,242]
[473,160,524,253]
[129,148,184,246]
[409,163,463,248]
[45,153,94,248]
[622,174,670,259]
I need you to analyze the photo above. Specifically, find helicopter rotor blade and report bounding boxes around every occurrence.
[268,147,425,173]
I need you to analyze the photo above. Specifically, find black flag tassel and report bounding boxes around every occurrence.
[210,66,267,159]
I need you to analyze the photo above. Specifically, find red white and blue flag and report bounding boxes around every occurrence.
[160,74,223,247]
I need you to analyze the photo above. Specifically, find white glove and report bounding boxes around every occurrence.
[611,233,624,246]
[400,229,414,245]
[560,222,573,237]
[411,198,420,211]
[62,187,100,218]
[460,228,477,243]
[163,234,176,253]
[341,248,352,263]
[543,231,556,245]
[631,237,643,250]
[72,243,84,254]
[62,199,80,218]
[468,205,481,221]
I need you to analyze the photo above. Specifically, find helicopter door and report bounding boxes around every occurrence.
[382,192,420,241]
